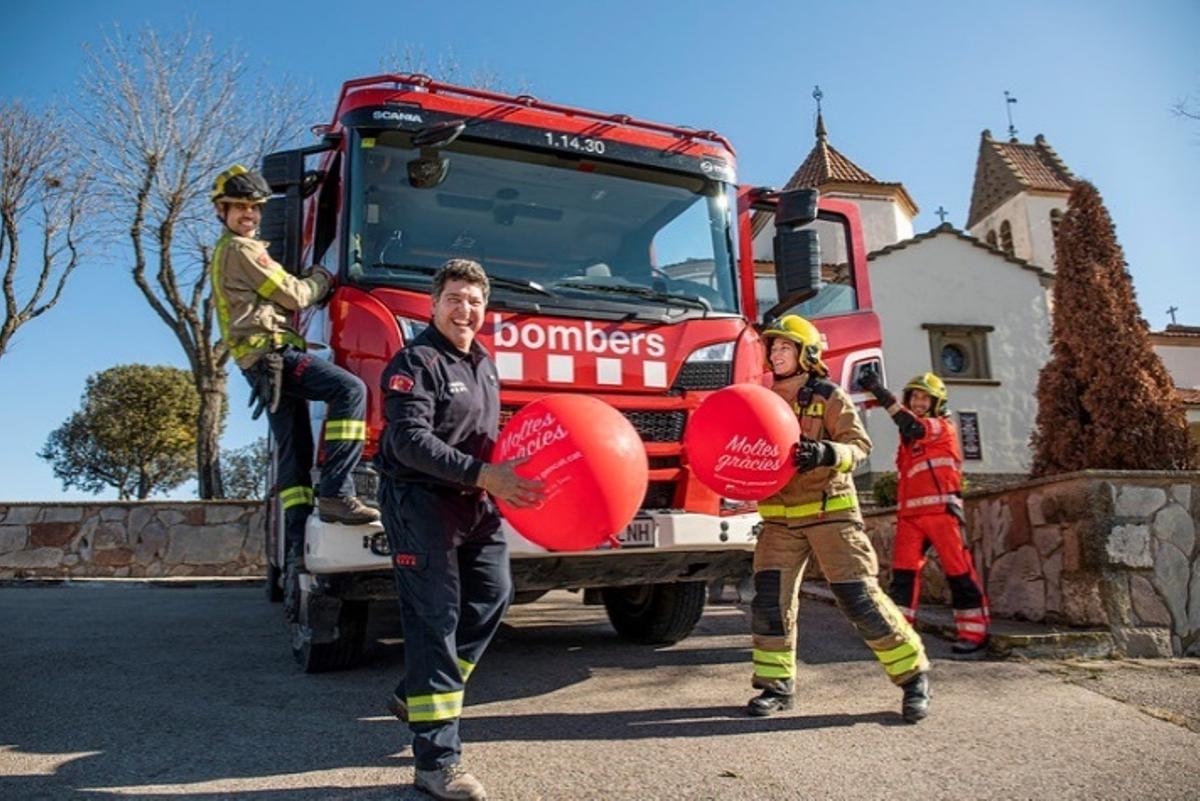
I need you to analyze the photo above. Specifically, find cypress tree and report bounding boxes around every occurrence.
[1030,181,1192,475]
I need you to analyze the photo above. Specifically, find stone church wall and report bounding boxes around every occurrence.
[864,471,1200,657]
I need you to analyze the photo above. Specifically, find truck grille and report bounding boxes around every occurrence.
[642,481,676,510]
[622,410,686,443]
[501,406,685,444]
[672,361,732,391]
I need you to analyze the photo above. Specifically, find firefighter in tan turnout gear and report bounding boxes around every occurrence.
[748,314,931,723]
[209,165,379,560]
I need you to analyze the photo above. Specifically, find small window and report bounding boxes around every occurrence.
[1050,208,1064,243]
[985,229,998,248]
[999,220,1014,256]
[923,323,994,381]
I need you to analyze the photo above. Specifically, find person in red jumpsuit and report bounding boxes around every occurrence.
[861,370,990,657]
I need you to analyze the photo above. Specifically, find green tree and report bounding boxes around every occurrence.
[38,364,221,499]
[221,437,270,500]
[1030,181,1192,475]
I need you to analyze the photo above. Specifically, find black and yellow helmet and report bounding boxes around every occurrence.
[903,372,949,416]
[210,164,272,205]
[762,314,828,375]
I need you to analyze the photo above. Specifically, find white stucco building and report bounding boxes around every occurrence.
[865,227,1052,478]
[1150,326,1200,448]
[766,116,1067,483]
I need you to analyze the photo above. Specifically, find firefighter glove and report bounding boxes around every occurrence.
[858,365,895,405]
[794,438,836,472]
[248,351,284,420]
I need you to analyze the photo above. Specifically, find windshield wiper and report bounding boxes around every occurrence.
[369,263,556,297]
[554,281,711,312]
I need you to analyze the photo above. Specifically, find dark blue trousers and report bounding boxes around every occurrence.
[250,346,366,554]
[380,478,511,770]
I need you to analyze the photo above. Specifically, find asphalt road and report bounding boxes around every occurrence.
[1,583,1197,800]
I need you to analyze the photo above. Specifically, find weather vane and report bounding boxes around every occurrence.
[1004,91,1019,140]
[813,85,823,115]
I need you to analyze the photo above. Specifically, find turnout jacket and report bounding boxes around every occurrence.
[895,414,963,518]
[375,325,501,491]
[758,372,871,526]
[209,231,330,369]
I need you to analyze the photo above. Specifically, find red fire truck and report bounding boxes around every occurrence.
[259,74,883,671]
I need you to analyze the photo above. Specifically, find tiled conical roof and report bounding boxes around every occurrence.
[784,113,881,188]
[781,113,917,216]
[966,130,1074,229]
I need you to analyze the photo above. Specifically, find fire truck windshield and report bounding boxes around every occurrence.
[346,131,740,316]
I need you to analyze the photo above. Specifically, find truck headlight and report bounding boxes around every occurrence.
[673,341,735,391]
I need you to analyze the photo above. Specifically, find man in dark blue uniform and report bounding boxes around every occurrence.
[376,258,544,801]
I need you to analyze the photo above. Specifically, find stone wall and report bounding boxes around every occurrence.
[863,471,1200,658]
[0,502,265,579]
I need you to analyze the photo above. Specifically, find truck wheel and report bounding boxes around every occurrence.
[601,581,707,644]
[286,563,368,673]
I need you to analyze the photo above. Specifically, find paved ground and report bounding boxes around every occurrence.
[1,583,1198,800]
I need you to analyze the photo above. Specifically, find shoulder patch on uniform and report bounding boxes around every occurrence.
[388,373,415,393]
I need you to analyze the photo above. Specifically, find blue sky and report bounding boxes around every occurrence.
[2,0,1197,501]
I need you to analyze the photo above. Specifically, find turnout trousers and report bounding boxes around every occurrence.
[380,477,512,770]
[251,346,367,557]
[751,519,928,692]
[889,513,990,645]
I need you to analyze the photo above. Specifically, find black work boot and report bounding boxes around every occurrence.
[951,636,991,659]
[747,688,795,717]
[414,764,487,801]
[317,495,381,525]
[901,673,931,724]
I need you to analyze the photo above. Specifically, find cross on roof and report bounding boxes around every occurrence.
[1167,306,1179,325]
[935,206,949,224]
[1004,91,1019,141]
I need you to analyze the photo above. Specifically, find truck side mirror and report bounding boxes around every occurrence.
[260,144,334,272]
[775,188,819,227]
[260,149,307,271]
[769,228,821,318]
[767,188,822,320]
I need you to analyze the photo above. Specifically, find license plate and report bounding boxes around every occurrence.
[618,516,656,548]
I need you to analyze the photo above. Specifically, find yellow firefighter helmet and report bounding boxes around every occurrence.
[763,314,828,375]
[903,372,949,416]
[210,164,272,205]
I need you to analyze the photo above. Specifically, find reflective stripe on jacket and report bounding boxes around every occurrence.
[209,231,330,369]
[896,415,962,517]
[758,373,871,526]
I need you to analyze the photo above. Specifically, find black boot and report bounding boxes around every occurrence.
[901,673,930,724]
[747,688,795,717]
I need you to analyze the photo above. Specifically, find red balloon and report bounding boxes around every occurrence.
[493,395,648,551]
[684,384,799,501]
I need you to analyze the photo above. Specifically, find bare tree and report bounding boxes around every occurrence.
[0,101,91,360]
[1173,94,1199,122]
[77,25,312,498]
[379,44,530,94]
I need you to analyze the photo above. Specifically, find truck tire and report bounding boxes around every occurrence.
[286,563,368,673]
[601,581,707,644]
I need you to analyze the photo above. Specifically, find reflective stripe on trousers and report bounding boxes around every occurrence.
[758,493,857,520]
[752,648,795,681]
